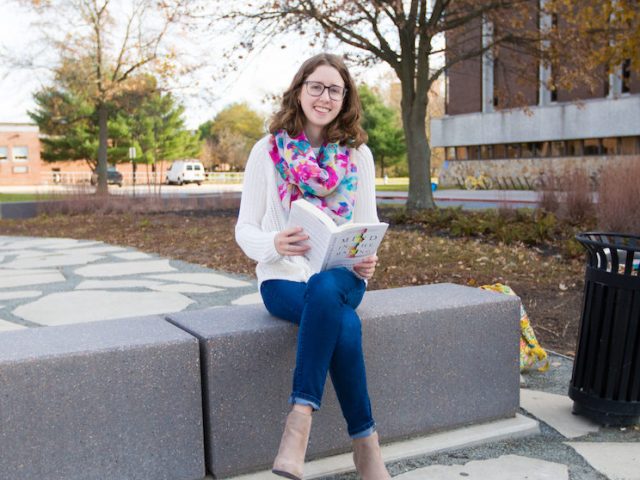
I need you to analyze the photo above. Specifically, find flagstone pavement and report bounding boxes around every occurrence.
[1,235,638,480]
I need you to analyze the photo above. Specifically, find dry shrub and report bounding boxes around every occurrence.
[37,191,240,217]
[563,167,595,223]
[538,171,560,214]
[537,167,594,223]
[597,157,640,235]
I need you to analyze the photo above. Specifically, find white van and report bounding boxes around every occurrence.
[166,160,205,185]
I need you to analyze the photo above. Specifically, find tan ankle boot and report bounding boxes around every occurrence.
[272,410,312,480]
[353,432,391,479]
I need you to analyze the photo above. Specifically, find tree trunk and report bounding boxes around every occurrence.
[400,83,436,210]
[96,102,109,196]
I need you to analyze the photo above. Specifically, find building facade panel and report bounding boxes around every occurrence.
[432,95,640,147]
[0,124,42,186]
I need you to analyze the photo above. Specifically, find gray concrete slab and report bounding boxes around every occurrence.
[75,279,164,290]
[395,454,568,480]
[149,283,223,293]
[231,292,262,305]
[520,389,600,438]
[566,442,640,480]
[229,414,540,480]
[168,283,521,478]
[2,253,105,269]
[0,270,65,288]
[75,259,177,277]
[0,236,258,330]
[0,290,42,300]
[112,251,152,260]
[0,319,26,331]
[0,316,206,480]
[147,272,252,288]
[13,290,194,326]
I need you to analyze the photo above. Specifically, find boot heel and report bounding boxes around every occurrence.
[272,410,312,480]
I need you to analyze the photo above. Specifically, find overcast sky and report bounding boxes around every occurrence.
[0,2,423,129]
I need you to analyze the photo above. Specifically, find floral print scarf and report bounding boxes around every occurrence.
[269,129,357,225]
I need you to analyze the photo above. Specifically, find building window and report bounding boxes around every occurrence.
[0,146,7,162]
[536,142,550,157]
[507,144,520,159]
[12,165,29,174]
[480,145,492,160]
[521,143,535,158]
[602,138,617,155]
[566,140,583,156]
[456,147,468,160]
[467,146,480,160]
[622,59,631,94]
[493,144,506,159]
[620,136,638,155]
[446,147,456,161]
[584,138,601,155]
[12,146,28,162]
[551,141,565,156]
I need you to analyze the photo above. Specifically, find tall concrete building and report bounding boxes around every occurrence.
[431,6,640,188]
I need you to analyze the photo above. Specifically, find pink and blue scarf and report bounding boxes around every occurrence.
[269,130,357,224]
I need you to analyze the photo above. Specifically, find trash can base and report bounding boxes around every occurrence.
[572,401,640,428]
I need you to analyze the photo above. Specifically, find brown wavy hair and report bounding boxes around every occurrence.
[269,53,368,148]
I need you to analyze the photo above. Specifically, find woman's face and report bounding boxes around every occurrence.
[298,65,345,134]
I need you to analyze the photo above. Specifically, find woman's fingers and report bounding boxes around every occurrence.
[353,256,378,279]
[275,227,310,256]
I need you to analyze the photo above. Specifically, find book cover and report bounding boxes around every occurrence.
[286,199,388,273]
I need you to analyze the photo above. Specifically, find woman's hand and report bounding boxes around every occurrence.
[353,255,378,280]
[274,227,310,256]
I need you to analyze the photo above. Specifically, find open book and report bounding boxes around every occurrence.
[286,199,388,273]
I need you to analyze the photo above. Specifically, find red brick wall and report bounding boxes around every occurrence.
[0,129,42,186]
[446,16,483,114]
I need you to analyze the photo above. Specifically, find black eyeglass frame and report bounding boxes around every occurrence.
[302,81,348,101]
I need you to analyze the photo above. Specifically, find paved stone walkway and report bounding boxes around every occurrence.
[1,235,638,479]
[0,235,260,331]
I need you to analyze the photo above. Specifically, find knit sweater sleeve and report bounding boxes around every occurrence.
[353,144,380,223]
[235,140,283,264]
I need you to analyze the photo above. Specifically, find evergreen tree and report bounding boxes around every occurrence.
[358,85,406,178]
[128,91,201,169]
[30,69,199,175]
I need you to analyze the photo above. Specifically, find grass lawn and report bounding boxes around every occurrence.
[375,184,409,192]
[0,193,56,203]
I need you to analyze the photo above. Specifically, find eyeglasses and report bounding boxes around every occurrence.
[303,81,347,101]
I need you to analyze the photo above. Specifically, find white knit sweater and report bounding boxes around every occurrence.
[235,135,379,286]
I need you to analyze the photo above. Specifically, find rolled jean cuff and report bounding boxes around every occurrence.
[289,393,321,411]
[349,422,376,439]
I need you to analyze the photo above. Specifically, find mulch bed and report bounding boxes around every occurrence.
[0,208,586,356]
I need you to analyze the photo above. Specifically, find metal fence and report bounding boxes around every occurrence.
[41,171,245,185]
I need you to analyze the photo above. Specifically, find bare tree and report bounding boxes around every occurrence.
[18,0,193,194]
[207,0,540,209]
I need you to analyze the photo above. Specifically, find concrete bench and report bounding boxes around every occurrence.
[168,283,521,478]
[0,316,206,480]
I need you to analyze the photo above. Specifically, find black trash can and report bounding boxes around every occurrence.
[569,232,640,426]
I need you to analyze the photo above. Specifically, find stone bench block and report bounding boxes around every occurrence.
[0,316,206,480]
[167,283,521,478]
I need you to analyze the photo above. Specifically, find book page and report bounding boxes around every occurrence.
[286,202,333,272]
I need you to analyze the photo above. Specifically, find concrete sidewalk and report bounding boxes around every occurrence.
[0,235,638,479]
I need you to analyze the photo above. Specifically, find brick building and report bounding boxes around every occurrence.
[0,122,171,186]
[431,4,640,188]
[0,123,42,186]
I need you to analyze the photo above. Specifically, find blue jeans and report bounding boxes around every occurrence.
[260,268,376,438]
